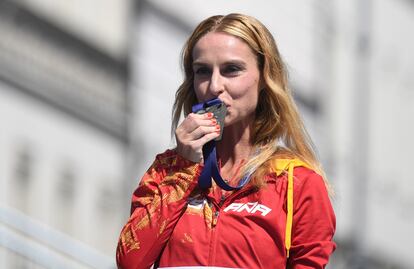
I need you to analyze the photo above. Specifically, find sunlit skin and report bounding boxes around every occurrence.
[175,32,262,180]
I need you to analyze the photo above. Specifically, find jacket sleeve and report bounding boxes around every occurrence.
[116,150,202,269]
[287,168,336,269]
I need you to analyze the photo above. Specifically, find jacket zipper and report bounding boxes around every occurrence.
[207,186,255,265]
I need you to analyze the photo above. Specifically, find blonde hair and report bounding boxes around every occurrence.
[172,13,330,190]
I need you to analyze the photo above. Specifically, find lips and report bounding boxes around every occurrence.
[219,99,229,108]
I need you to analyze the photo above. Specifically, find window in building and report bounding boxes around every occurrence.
[11,143,35,212]
[96,180,118,216]
[13,145,34,188]
[57,164,77,203]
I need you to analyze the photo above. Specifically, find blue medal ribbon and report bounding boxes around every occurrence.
[192,98,251,191]
[198,140,251,191]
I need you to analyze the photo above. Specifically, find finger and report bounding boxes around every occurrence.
[175,123,212,142]
[176,124,219,148]
[175,124,218,147]
[180,113,216,132]
[176,125,216,144]
[189,124,220,140]
[191,130,221,149]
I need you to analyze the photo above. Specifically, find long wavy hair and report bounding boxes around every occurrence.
[172,13,330,190]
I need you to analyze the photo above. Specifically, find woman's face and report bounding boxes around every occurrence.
[192,32,261,127]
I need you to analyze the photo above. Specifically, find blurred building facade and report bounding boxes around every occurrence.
[0,0,130,268]
[1,0,413,268]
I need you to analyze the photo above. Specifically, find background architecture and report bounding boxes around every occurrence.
[1,0,413,268]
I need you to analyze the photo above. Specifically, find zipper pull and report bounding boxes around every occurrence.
[212,211,220,227]
[219,194,226,207]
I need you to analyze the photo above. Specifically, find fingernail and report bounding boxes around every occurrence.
[206,112,213,118]
[211,118,217,125]
[215,124,220,130]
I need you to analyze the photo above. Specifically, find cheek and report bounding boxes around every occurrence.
[237,80,260,111]
[233,77,260,100]
[193,80,206,101]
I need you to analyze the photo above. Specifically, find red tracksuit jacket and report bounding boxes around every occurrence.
[116,149,336,269]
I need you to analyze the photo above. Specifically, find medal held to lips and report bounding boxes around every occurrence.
[191,98,251,191]
[192,98,227,141]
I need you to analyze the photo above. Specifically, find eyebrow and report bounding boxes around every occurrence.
[192,59,247,67]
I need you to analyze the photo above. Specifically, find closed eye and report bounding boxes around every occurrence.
[193,66,211,76]
[222,64,243,76]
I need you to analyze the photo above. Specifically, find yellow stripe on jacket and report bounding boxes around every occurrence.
[270,159,312,258]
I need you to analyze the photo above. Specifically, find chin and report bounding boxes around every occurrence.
[223,120,232,128]
[223,117,240,127]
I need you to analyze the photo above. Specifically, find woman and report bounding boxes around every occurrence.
[117,13,336,269]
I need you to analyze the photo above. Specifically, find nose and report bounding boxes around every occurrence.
[208,69,224,97]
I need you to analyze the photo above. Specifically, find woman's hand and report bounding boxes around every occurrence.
[175,112,221,163]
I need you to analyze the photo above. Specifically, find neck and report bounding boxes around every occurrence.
[216,120,254,167]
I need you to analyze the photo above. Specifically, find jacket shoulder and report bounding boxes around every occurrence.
[151,149,199,171]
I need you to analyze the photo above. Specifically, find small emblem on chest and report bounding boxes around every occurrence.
[223,202,272,216]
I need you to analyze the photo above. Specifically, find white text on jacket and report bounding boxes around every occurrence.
[223,202,272,216]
